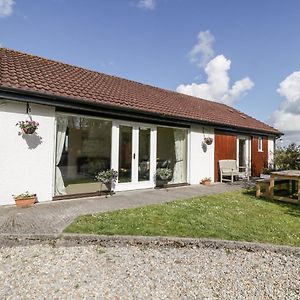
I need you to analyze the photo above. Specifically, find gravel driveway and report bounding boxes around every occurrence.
[1,244,299,299]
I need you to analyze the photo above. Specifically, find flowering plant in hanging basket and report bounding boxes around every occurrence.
[16,120,39,135]
[204,137,213,145]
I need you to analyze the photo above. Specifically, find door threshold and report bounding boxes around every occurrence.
[155,183,190,189]
[53,191,113,201]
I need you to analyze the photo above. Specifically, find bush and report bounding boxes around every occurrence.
[274,143,300,170]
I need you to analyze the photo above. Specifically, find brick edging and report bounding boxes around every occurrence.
[0,234,299,257]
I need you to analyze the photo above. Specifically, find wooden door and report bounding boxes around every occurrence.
[214,131,237,182]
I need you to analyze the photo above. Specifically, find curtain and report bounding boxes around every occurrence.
[173,129,186,183]
[55,117,68,195]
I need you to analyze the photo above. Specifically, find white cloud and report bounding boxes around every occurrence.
[188,30,215,67]
[270,71,300,144]
[0,0,14,17]
[177,54,254,105]
[137,0,156,10]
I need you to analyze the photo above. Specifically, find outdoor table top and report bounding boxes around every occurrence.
[271,170,300,177]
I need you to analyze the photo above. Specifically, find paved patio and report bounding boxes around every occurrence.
[0,184,241,235]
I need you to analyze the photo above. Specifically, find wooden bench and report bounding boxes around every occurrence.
[256,178,290,198]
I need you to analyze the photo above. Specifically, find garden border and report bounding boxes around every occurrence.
[0,234,299,257]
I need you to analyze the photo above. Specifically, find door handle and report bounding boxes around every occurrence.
[133,153,136,159]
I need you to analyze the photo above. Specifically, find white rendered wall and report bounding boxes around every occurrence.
[189,125,215,184]
[0,100,55,205]
[268,137,275,167]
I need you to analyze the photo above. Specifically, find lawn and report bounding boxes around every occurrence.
[64,190,300,247]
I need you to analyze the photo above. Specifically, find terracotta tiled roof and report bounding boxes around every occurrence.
[0,48,280,135]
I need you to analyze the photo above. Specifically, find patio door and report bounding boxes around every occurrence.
[113,122,156,191]
[237,136,251,178]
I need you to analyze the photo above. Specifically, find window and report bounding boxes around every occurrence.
[258,137,263,152]
[157,127,188,184]
[55,115,112,196]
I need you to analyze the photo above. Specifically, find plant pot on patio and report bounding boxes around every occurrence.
[201,177,212,186]
[95,169,118,195]
[156,179,169,188]
[155,168,172,188]
[13,192,37,207]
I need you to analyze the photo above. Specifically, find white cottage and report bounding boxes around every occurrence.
[0,48,281,205]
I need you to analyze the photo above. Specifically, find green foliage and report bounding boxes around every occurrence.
[274,143,300,170]
[95,169,118,184]
[65,190,300,246]
[156,168,172,180]
[13,191,36,199]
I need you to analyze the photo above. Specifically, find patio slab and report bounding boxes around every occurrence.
[0,184,241,235]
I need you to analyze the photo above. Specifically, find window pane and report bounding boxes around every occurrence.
[138,128,151,181]
[56,116,112,195]
[119,126,132,183]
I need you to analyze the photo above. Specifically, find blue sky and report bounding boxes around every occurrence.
[1,0,300,143]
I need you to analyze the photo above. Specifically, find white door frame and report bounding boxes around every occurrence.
[237,135,251,177]
[112,120,157,191]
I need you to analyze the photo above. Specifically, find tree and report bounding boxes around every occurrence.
[274,143,300,170]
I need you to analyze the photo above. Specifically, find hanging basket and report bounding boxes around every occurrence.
[204,137,213,145]
[22,127,37,134]
[16,120,39,135]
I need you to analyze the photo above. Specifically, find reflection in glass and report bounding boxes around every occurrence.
[118,126,132,183]
[138,128,151,181]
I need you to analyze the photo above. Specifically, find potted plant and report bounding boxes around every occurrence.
[16,120,39,135]
[204,137,213,145]
[201,177,212,186]
[156,168,173,187]
[95,169,118,194]
[13,191,37,207]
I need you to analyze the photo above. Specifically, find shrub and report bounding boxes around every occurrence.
[274,143,300,170]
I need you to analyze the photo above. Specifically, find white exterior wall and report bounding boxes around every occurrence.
[0,100,55,205]
[189,125,215,184]
[268,137,275,167]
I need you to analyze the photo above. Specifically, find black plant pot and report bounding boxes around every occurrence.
[156,179,169,188]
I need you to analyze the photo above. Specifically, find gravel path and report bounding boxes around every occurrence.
[1,244,299,299]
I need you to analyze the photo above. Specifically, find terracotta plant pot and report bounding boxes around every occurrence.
[201,180,211,186]
[15,196,37,207]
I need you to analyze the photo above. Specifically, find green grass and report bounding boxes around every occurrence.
[64,190,300,247]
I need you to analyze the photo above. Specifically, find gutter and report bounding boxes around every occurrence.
[0,86,282,137]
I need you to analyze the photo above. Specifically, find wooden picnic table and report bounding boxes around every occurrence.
[269,170,300,204]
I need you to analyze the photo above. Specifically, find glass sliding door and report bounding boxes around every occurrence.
[118,125,133,183]
[55,115,112,196]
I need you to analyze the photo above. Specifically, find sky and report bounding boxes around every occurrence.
[1,0,300,145]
